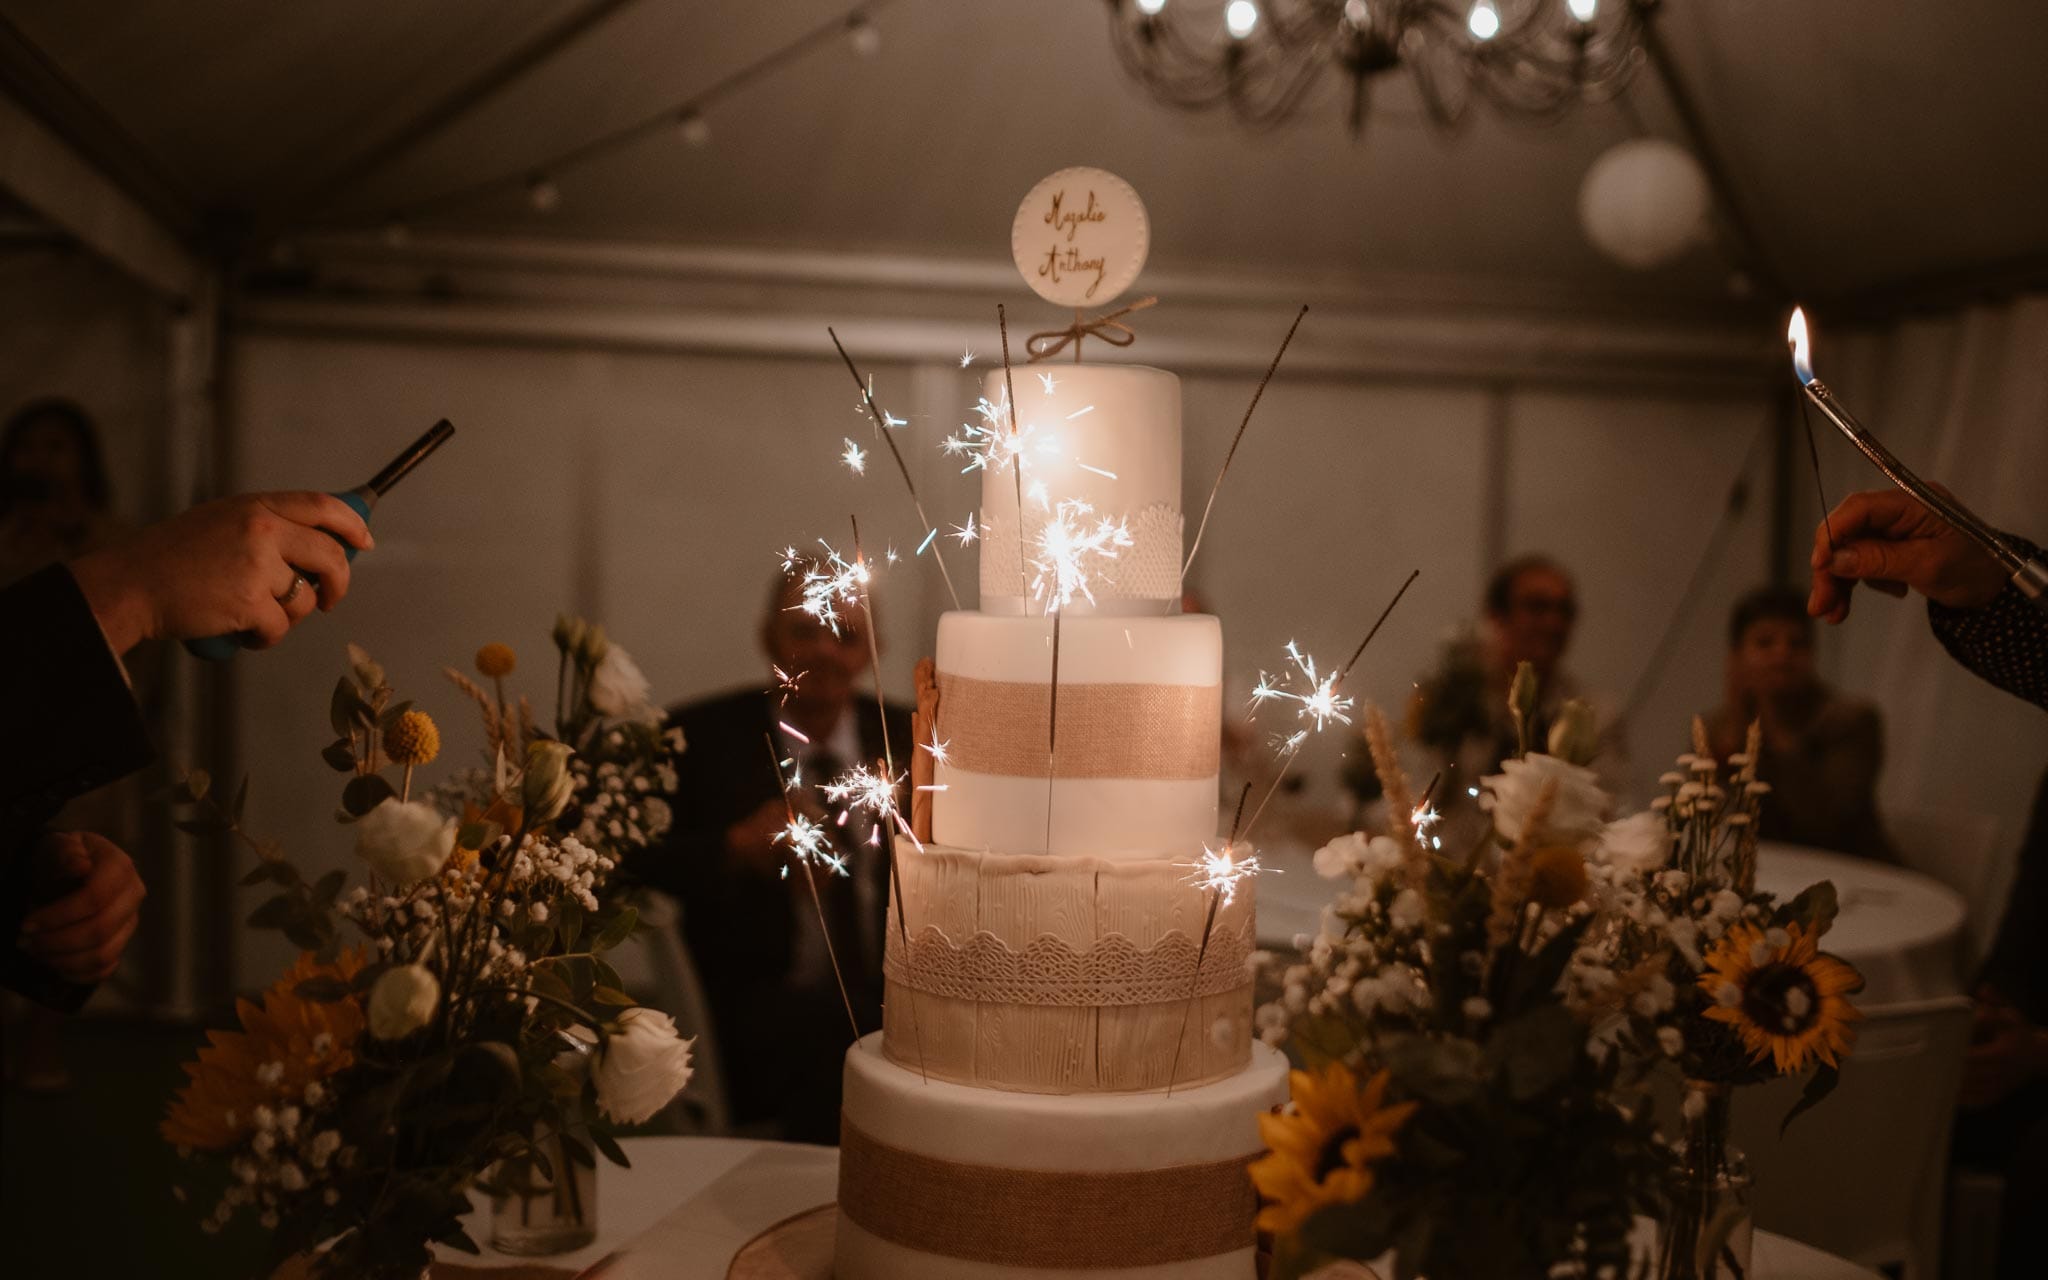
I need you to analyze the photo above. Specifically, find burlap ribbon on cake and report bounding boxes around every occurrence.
[838,1119,1259,1268]
[935,671,1219,779]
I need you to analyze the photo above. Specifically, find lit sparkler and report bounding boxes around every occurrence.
[919,731,951,767]
[1029,499,1131,613]
[827,327,961,611]
[840,438,867,475]
[763,733,858,1039]
[1249,640,1356,739]
[960,348,976,368]
[1038,372,1058,394]
[774,813,847,878]
[950,513,979,546]
[822,760,922,853]
[1181,842,1267,908]
[789,538,871,637]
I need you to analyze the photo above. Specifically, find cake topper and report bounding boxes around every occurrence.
[1012,166,1157,362]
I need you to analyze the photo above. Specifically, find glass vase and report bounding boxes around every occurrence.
[1651,1082,1754,1280]
[488,1127,598,1256]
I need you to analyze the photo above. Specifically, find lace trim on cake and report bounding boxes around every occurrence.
[980,501,1184,604]
[884,918,1255,1007]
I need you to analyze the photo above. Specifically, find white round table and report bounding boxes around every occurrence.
[433,1136,1881,1279]
[1258,841,1968,1007]
[1752,842,1968,1004]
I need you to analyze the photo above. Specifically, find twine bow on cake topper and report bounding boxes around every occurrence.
[1026,295,1160,364]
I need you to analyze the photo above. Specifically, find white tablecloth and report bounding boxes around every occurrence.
[438,1136,1880,1279]
[1259,840,1968,1006]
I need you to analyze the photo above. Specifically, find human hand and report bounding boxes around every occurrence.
[18,832,146,984]
[67,491,373,654]
[1808,487,2007,624]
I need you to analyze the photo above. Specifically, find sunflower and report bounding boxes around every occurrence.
[162,949,368,1151]
[1699,921,1861,1074]
[1249,1063,1417,1236]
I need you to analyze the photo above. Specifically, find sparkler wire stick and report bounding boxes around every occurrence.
[998,305,1028,598]
[763,734,860,1041]
[1164,886,1224,1097]
[1044,605,1062,852]
[1790,307,2047,610]
[1181,305,1309,584]
[827,327,963,611]
[848,514,929,1082]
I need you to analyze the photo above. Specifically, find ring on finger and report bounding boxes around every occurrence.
[278,573,309,606]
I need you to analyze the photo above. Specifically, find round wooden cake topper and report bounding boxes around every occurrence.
[1012,167,1149,308]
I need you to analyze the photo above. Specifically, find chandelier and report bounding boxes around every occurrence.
[1105,0,1656,135]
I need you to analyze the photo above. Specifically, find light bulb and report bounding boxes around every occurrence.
[1343,0,1370,26]
[1568,0,1598,21]
[1135,0,1168,15]
[676,110,711,147]
[1225,0,1259,38]
[526,175,560,213]
[1468,0,1500,39]
[846,12,882,57]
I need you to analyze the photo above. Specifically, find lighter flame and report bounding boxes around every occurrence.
[1788,306,1814,385]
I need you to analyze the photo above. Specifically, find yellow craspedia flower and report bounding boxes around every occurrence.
[384,710,441,766]
[1250,1063,1416,1237]
[475,643,517,678]
[1527,844,1590,910]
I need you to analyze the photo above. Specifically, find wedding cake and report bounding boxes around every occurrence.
[833,206,1289,1278]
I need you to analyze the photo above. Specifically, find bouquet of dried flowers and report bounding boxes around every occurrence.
[162,621,688,1280]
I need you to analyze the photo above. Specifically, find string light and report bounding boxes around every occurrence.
[675,109,712,148]
[525,175,561,213]
[1468,0,1501,40]
[1226,1,1260,39]
[846,11,883,57]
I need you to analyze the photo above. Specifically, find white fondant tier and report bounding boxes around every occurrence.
[931,610,1220,857]
[976,364,1183,616]
[835,1035,1288,1280]
[882,846,1255,1092]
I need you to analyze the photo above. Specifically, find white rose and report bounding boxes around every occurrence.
[1595,812,1671,873]
[587,645,654,719]
[1312,832,1367,880]
[579,1008,694,1125]
[1480,754,1610,848]
[354,799,457,885]
[367,964,440,1040]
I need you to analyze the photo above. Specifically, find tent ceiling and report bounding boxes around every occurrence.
[5,0,2045,306]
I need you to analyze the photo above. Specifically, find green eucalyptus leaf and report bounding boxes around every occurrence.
[321,739,357,773]
[1780,881,1841,938]
[310,868,347,907]
[1779,1061,1842,1136]
[247,894,298,930]
[329,678,358,737]
[590,1127,631,1168]
[591,985,633,1007]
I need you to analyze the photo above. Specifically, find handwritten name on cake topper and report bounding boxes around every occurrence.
[1011,167,1149,309]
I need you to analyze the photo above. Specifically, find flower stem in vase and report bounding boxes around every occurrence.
[1656,1081,1753,1280]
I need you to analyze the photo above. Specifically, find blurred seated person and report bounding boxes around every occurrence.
[1401,555,1628,832]
[637,562,908,1143]
[1704,586,1899,863]
[1953,769,2048,1280]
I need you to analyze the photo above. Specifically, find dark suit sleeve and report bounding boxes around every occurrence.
[1928,535,2048,711]
[0,564,154,1008]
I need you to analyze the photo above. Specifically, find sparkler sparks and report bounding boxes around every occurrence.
[1181,843,1267,908]
[1028,499,1133,612]
[1038,372,1058,394]
[1249,641,1356,740]
[943,391,1041,477]
[950,512,979,546]
[855,376,906,428]
[919,730,951,767]
[960,348,976,368]
[840,438,867,475]
[821,761,921,851]
[774,813,847,878]
[770,664,805,704]
[789,539,872,637]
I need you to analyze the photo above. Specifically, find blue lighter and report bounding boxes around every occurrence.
[184,418,456,660]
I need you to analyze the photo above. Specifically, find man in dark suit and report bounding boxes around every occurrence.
[2,490,371,1009]
[636,563,909,1143]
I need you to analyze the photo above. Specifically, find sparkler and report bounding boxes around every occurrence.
[1181,305,1309,585]
[960,348,976,368]
[999,306,1028,600]
[827,327,963,610]
[1237,569,1421,847]
[787,538,870,637]
[763,734,859,1039]
[845,514,929,1082]
[1024,499,1134,849]
[1165,839,1269,1094]
[950,513,978,547]
[840,438,868,475]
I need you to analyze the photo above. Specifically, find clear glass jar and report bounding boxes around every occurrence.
[1652,1082,1755,1280]
[488,1127,598,1256]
